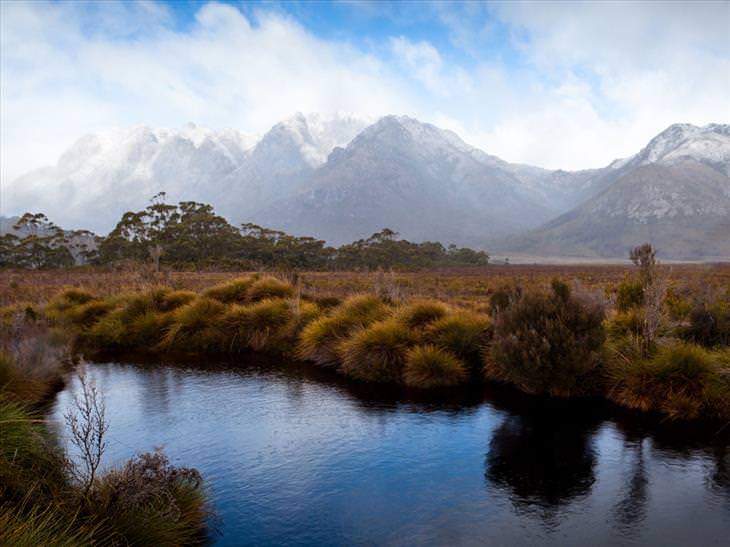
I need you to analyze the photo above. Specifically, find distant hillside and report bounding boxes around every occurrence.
[5,116,730,260]
[501,124,730,260]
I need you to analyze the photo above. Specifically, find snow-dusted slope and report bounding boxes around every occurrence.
[502,124,730,259]
[250,116,554,246]
[6,113,369,233]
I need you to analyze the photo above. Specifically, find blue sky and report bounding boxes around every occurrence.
[2,0,729,182]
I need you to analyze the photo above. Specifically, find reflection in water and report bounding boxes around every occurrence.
[612,439,649,536]
[51,357,730,546]
[485,412,597,522]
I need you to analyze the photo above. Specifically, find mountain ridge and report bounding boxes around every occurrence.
[4,117,729,260]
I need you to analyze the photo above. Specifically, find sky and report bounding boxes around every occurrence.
[1,0,729,185]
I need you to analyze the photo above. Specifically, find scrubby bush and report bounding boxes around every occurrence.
[395,300,449,329]
[606,341,730,420]
[615,278,644,311]
[489,285,522,315]
[485,280,605,397]
[338,319,418,382]
[297,294,389,365]
[605,309,644,339]
[403,345,467,388]
[681,300,730,348]
[425,312,491,371]
[89,450,208,546]
[161,298,225,352]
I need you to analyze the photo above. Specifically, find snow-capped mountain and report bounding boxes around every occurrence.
[5,117,729,259]
[249,115,554,245]
[503,124,730,259]
[5,113,369,233]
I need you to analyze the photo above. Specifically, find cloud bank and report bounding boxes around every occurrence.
[1,0,728,191]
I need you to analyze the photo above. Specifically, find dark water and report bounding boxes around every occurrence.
[50,356,730,546]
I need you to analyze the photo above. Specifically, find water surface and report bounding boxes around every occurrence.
[50,356,730,546]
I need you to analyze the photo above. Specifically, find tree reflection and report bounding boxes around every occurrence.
[611,439,649,536]
[485,412,597,520]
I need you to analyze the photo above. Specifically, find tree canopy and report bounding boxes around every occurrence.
[2,197,489,271]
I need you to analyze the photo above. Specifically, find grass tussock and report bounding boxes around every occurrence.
[424,312,491,371]
[394,299,449,329]
[606,340,730,420]
[161,298,226,352]
[338,318,418,382]
[247,277,294,302]
[403,345,467,388]
[0,500,99,547]
[485,280,605,397]
[220,298,292,352]
[202,275,258,303]
[297,294,389,365]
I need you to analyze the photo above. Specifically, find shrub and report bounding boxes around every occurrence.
[220,298,292,352]
[681,300,730,347]
[297,294,389,365]
[247,277,294,302]
[395,300,449,330]
[90,450,208,546]
[486,280,605,397]
[403,345,467,388]
[606,341,730,420]
[425,312,491,371]
[203,276,257,303]
[605,309,644,339]
[338,319,418,382]
[489,285,521,315]
[615,278,644,312]
[162,298,226,352]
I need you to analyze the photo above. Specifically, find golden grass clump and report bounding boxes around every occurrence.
[220,298,292,352]
[394,299,449,329]
[202,275,258,303]
[338,318,419,383]
[297,294,389,365]
[161,297,226,352]
[425,312,491,369]
[403,344,467,388]
[247,277,294,302]
[606,340,730,420]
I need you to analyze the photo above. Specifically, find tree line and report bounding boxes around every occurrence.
[1,195,489,270]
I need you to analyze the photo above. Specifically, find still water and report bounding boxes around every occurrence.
[50,356,730,546]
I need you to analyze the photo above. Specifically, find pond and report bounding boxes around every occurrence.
[50,356,730,546]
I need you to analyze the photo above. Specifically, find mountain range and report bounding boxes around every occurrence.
[4,115,729,260]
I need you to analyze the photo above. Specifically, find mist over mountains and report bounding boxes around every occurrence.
[5,115,729,260]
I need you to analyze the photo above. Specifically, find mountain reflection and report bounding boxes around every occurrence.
[485,413,597,516]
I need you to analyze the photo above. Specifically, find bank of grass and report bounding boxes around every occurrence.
[0,310,211,546]
[33,271,730,420]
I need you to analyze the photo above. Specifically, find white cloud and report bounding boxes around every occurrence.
[0,0,412,186]
[1,0,728,193]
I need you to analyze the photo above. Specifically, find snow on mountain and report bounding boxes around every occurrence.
[249,115,554,246]
[500,123,730,259]
[632,123,730,173]
[5,114,369,233]
[5,117,729,258]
